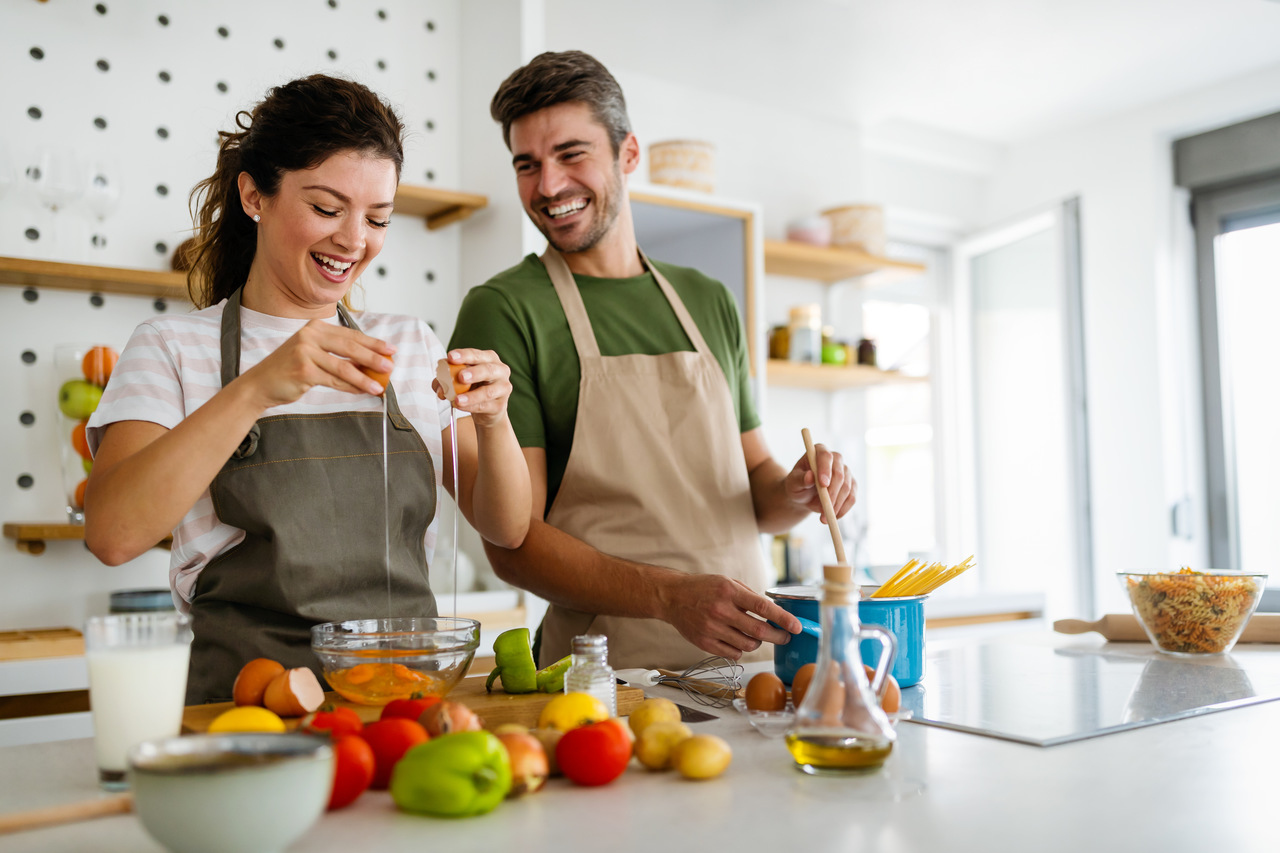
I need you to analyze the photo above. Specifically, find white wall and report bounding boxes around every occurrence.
[0,0,468,633]
[982,60,1280,614]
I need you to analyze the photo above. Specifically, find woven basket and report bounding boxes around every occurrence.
[648,140,716,194]
[821,204,886,256]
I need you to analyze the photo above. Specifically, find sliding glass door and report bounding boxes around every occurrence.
[951,200,1093,618]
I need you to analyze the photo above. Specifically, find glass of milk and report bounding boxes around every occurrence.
[84,612,192,790]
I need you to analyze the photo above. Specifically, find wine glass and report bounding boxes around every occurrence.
[84,158,122,221]
[28,148,87,260]
[0,142,15,202]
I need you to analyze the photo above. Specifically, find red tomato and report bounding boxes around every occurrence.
[302,706,364,739]
[360,718,429,789]
[328,734,376,811]
[380,696,442,722]
[555,718,632,787]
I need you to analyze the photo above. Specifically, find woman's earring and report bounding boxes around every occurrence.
[253,214,261,223]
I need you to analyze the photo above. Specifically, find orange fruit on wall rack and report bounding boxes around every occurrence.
[82,346,119,387]
[71,420,92,460]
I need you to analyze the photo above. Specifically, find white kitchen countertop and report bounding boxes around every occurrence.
[2,630,1277,853]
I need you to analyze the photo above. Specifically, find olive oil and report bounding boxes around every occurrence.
[786,732,893,774]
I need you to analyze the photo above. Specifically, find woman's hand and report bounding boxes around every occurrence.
[239,320,396,408]
[433,349,513,430]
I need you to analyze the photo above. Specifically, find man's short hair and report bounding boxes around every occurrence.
[490,50,632,155]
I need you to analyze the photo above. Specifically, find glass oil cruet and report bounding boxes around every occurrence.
[786,563,898,774]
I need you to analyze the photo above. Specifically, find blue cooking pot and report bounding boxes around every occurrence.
[767,586,926,688]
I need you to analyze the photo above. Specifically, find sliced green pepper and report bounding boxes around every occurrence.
[390,731,512,818]
[486,628,538,694]
[535,655,572,693]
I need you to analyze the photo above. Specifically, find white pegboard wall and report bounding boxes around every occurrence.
[0,0,470,633]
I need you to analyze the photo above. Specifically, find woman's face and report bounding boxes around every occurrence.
[242,149,398,317]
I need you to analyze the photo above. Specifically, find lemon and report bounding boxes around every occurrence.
[207,706,287,733]
[537,692,609,731]
[672,734,732,780]
[627,697,681,738]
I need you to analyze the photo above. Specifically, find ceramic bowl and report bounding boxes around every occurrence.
[1118,569,1268,656]
[311,616,479,705]
[129,733,332,853]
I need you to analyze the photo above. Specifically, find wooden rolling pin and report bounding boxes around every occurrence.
[1055,613,1280,643]
[0,793,132,835]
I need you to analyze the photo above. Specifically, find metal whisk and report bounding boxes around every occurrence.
[615,656,745,707]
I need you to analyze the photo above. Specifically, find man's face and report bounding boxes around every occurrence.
[508,101,633,254]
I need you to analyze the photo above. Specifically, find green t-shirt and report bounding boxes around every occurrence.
[449,253,760,511]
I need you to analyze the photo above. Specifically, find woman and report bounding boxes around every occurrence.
[84,75,531,704]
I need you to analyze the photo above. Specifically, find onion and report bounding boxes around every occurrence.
[417,699,482,736]
[496,732,549,796]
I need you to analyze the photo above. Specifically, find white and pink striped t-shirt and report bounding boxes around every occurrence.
[86,299,457,614]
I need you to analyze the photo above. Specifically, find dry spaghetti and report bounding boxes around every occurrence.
[1124,569,1261,654]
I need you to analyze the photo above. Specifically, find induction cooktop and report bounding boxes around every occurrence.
[899,636,1280,746]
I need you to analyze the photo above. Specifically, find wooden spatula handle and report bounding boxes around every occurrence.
[0,793,133,836]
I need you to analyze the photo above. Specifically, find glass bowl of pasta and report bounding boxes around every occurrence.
[1118,569,1268,656]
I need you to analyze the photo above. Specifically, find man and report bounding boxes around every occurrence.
[450,51,856,669]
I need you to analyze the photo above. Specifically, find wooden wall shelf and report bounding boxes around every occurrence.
[394,185,488,230]
[764,239,926,285]
[3,522,171,556]
[0,256,189,300]
[766,359,927,391]
[0,184,487,300]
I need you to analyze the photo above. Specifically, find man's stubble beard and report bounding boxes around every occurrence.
[537,162,624,255]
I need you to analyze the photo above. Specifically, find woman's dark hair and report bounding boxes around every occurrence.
[490,51,631,155]
[188,74,405,308]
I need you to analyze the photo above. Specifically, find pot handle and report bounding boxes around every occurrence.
[861,624,898,700]
[795,615,821,638]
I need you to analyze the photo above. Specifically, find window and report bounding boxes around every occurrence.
[1192,178,1280,577]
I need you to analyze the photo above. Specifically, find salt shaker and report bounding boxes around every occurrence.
[564,634,617,717]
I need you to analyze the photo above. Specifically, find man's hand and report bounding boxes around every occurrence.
[783,442,856,523]
[658,574,802,660]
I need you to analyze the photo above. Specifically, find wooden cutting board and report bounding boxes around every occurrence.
[182,675,646,733]
[0,627,84,661]
[1054,613,1280,644]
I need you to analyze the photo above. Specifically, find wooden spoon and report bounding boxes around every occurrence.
[801,428,848,566]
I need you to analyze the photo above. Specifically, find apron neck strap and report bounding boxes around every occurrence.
[218,288,412,430]
[540,246,714,358]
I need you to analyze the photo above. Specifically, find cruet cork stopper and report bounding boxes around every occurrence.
[823,563,856,605]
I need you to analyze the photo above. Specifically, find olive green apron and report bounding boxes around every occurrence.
[186,287,437,704]
[537,247,770,670]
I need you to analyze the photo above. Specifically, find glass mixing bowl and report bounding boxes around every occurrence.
[311,617,479,705]
[1117,569,1268,656]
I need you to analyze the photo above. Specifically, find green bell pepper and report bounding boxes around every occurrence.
[535,655,572,693]
[390,731,512,818]
[486,628,538,694]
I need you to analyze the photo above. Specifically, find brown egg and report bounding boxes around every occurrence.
[232,658,285,707]
[359,354,394,391]
[863,664,902,714]
[262,668,325,717]
[745,672,787,711]
[816,662,847,726]
[790,662,817,708]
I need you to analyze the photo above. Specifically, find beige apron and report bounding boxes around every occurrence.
[538,247,770,670]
